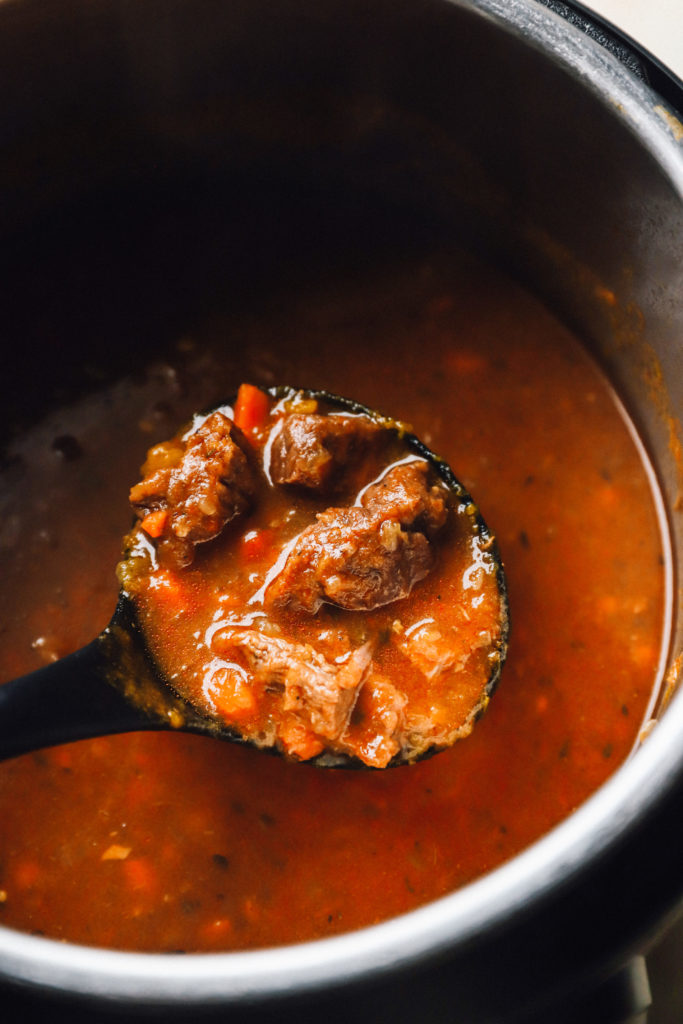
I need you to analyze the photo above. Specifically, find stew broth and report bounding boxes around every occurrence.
[0,254,666,951]
[122,387,507,767]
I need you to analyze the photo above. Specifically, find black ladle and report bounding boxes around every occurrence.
[0,596,226,762]
[0,386,509,765]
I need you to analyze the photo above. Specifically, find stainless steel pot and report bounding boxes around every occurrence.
[1,0,682,1020]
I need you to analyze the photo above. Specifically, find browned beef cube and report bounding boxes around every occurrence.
[130,412,255,565]
[266,460,447,613]
[266,507,434,613]
[269,413,384,490]
[361,459,448,534]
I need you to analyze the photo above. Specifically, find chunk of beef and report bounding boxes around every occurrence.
[130,412,255,565]
[269,413,384,490]
[266,506,434,613]
[211,628,372,740]
[266,460,448,613]
[361,459,448,534]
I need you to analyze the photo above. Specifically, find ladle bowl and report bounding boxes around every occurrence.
[0,386,508,767]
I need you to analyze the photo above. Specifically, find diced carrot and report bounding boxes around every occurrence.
[239,528,275,561]
[210,668,257,723]
[630,642,657,669]
[149,568,187,608]
[141,509,168,538]
[278,718,325,761]
[123,858,158,894]
[233,383,271,436]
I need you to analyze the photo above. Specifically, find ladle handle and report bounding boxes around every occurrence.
[0,639,162,761]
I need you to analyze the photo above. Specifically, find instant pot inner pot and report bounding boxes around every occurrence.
[1,0,683,1018]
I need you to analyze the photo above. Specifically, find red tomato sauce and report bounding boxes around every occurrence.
[0,255,667,952]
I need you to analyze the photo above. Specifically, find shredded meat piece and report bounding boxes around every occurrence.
[130,412,255,565]
[266,460,448,613]
[269,413,384,490]
[211,628,373,740]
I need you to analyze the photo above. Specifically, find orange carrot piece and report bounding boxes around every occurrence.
[141,509,168,538]
[123,858,158,894]
[210,669,257,723]
[233,383,270,436]
[149,568,186,606]
[239,528,275,561]
[278,719,325,761]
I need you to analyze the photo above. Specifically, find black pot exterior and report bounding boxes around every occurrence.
[0,0,682,1020]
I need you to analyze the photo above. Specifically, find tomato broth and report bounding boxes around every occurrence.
[0,255,667,952]
[121,387,508,768]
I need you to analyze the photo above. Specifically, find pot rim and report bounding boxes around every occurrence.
[2,0,683,1005]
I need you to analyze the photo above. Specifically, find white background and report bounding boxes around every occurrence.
[582,0,683,80]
